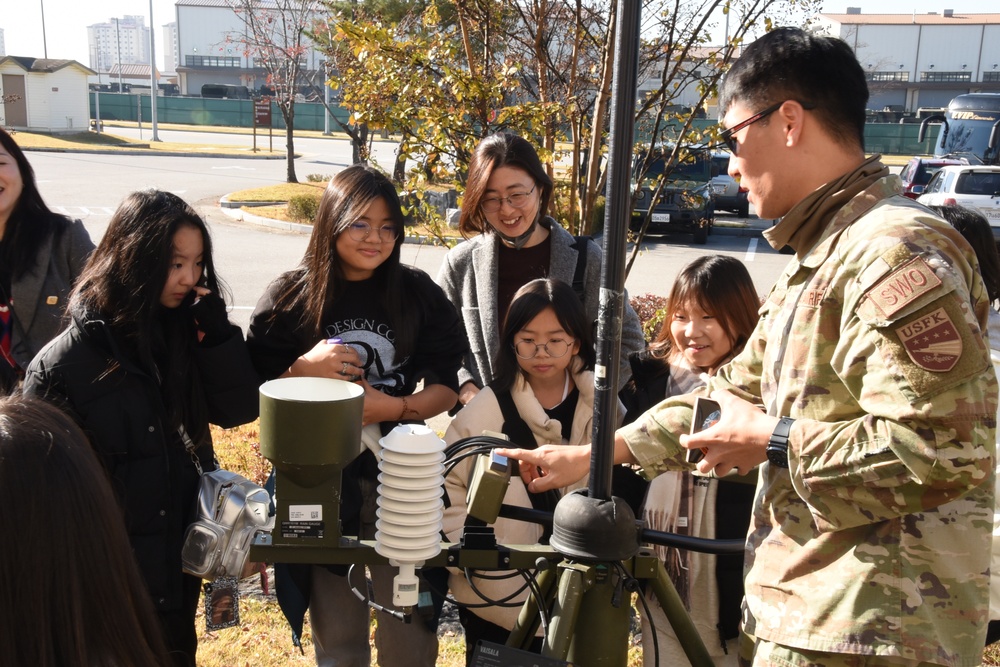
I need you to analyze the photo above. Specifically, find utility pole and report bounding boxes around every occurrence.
[148,0,160,141]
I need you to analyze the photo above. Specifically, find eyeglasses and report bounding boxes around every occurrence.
[480,186,537,213]
[346,221,399,243]
[719,100,816,155]
[514,337,573,359]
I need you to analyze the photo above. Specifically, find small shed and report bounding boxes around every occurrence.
[0,56,96,132]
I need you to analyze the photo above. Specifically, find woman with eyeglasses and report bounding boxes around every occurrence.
[246,165,467,667]
[442,278,623,664]
[436,132,645,408]
[0,128,94,393]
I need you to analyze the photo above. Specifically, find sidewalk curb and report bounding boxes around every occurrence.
[218,196,769,242]
[21,146,286,159]
[217,199,451,245]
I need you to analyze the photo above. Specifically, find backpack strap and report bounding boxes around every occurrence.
[494,388,561,538]
[495,388,537,451]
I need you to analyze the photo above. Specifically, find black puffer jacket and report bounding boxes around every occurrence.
[24,312,259,611]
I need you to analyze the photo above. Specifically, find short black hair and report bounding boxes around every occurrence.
[931,204,1000,307]
[719,27,868,151]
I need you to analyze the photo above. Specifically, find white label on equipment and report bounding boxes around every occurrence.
[652,213,671,222]
[289,505,323,521]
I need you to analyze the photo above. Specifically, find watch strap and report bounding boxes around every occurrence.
[766,417,794,468]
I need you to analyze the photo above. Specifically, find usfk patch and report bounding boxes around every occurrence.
[866,256,942,319]
[895,307,962,372]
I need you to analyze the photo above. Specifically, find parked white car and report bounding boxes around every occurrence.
[917,165,1000,239]
[710,152,750,218]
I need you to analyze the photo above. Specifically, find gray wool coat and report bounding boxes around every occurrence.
[8,218,94,368]
[435,218,645,390]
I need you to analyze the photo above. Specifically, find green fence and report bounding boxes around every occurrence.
[90,93,352,132]
[641,118,940,156]
[90,94,941,156]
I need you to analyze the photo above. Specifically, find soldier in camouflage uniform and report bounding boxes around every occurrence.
[499,28,997,667]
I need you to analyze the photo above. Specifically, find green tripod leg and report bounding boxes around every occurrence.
[641,552,715,667]
[508,564,558,650]
[514,560,630,666]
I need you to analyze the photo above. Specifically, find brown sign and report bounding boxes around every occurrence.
[254,100,272,126]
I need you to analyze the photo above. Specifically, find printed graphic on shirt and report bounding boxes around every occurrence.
[895,306,962,372]
[323,321,405,393]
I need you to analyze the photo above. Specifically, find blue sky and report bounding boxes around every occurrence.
[3,1,996,72]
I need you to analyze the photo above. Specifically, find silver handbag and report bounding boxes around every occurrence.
[179,428,274,580]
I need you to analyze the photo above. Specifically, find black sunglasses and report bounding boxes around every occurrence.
[719,100,816,155]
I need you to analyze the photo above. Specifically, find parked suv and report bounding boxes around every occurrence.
[899,156,965,199]
[710,152,750,218]
[917,165,1000,240]
[630,145,714,244]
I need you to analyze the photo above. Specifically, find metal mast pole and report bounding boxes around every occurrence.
[589,0,641,501]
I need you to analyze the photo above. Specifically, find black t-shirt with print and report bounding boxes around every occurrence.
[324,276,407,396]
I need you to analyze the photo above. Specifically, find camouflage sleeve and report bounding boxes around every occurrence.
[619,333,765,479]
[788,244,997,533]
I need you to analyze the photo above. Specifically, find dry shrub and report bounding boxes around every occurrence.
[630,293,668,342]
[287,193,321,223]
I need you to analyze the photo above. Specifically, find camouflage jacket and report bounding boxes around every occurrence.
[619,174,997,666]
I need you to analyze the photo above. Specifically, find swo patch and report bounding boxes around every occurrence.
[865,256,941,319]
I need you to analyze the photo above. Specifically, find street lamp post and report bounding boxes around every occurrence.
[323,61,331,136]
[91,46,102,134]
[148,0,160,141]
[40,0,49,58]
[115,18,125,94]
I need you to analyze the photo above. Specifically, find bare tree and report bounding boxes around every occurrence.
[229,0,321,183]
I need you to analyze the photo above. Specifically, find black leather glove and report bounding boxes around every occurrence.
[189,292,232,346]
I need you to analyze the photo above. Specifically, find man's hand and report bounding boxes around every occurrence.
[681,390,777,476]
[495,444,592,493]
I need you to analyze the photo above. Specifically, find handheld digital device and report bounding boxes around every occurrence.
[686,396,721,464]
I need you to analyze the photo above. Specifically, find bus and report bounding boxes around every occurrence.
[918,93,1000,165]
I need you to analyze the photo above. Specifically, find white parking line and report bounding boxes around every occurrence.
[745,237,758,262]
[79,207,91,215]
[56,206,70,215]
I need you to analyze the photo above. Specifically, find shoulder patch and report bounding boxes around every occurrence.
[865,256,941,319]
[878,296,989,400]
[894,307,962,372]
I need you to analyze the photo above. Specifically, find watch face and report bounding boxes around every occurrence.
[766,446,788,469]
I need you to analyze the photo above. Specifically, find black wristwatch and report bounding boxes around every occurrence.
[766,417,795,469]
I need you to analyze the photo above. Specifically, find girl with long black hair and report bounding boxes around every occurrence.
[24,189,259,666]
[247,165,467,667]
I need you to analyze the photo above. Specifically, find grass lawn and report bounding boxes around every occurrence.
[11,129,281,157]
